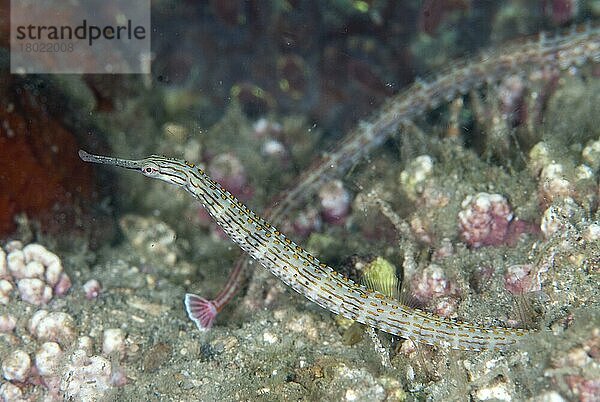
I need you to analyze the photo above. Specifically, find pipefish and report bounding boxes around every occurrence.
[79,150,532,351]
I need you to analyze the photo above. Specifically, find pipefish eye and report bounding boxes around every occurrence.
[141,162,159,176]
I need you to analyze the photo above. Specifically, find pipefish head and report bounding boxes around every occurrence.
[78,150,191,187]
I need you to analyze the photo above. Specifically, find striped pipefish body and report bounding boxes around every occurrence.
[79,150,531,351]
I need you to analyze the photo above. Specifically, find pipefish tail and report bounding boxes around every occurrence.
[79,149,532,351]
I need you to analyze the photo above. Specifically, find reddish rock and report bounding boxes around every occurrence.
[0,78,95,236]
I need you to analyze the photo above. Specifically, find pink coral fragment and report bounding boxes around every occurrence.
[83,279,102,300]
[458,192,513,248]
[53,273,72,296]
[504,264,538,295]
[318,180,351,225]
[411,264,458,305]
